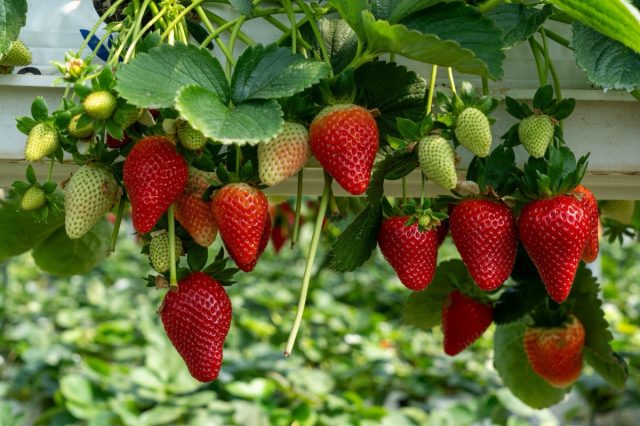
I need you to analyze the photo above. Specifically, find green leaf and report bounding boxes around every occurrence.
[136,30,162,54]
[313,18,358,74]
[400,3,505,78]
[487,4,553,48]
[572,22,640,90]
[554,98,576,120]
[230,44,331,103]
[97,66,114,90]
[25,164,36,184]
[493,279,547,325]
[355,60,427,139]
[330,0,368,36]
[0,0,27,55]
[328,204,382,272]
[359,8,503,79]
[31,97,48,121]
[229,0,253,16]
[15,116,37,134]
[371,0,451,23]
[32,219,111,276]
[532,85,553,110]
[493,322,568,409]
[176,85,283,145]
[59,374,94,405]
[565,265,629,389]
[0,195,65,262]
[549,0,640,54]
[116,43,230,108]
[187,245,208,272]
[402,259,464,330]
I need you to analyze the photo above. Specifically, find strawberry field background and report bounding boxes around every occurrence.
[0,218,639,426]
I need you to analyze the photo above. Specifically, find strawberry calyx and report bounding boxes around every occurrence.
[390,198,448,233]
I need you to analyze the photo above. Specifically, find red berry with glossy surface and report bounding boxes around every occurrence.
[211,183,269,272]
[106,132,130,149]
[572,185,599,263]
[310,104,378,195]
[442,290,493,356]
[518,195,589,303]
[160,272,232,382]
[235,213,271,272]
[123,136,188,234]
[450,199,517,291]
[377,216,438,291]
[524,315,585,388]
[175,193,218,247]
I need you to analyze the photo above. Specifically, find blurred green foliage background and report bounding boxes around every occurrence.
[0,218,638,426]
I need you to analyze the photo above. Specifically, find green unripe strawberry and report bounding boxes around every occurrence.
[177,122,207,150]
[25,123,59,161]
[21,186,46,210]
[150,232,183,273]
[454,107,491,157]
[518,114,554,158]
[83,91,118,120]
[418,135,458,190]
[68,115,94,138]
[119,108,143,129]
[64,165,118,239]
[0,40,31,66]
[601,200,635,225]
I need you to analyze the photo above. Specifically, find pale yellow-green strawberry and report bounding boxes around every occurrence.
[417,135,458,190]
[83,91,118,120]
[0,40,31,66]
[455,107,491,157]
[601,200,635,225]
[518,114,554,158]
[25,123,59,161]
[21,186,46,210]
[150,231,183,273]
[64,165,118,239]
[258,122,310,186]
[119,107,143,129]
[68,115,94,138]
[177,122,207,150]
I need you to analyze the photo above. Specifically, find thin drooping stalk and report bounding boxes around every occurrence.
[168,204,178,288]
[528,36,547,86]
[447,67,457,95]
[108,196,126,254]
[284,176,331,357]
[426,65,438,115]
[291,170,304,248]
[78,0,127,55]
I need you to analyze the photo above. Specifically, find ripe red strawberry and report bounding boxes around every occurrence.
[160,272,232,382]
[572,185,599,263]
[450,199,517,291]
[270,202,297,253]
[518,195,589,303]
[175,194,218,247]
[123,136,188,234]
[524,315,585,388]
[310,104,378,195]
[235,213,271,271]
[441,290,493,356]
[211,183,269,272]
[377,216,438,291]
[106,132,130,149]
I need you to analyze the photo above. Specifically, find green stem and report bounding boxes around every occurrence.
[528,36,547,87]
[149,2,168,30]
[543,28,572,49]
[160,0,206,40]
[481,77,489,96]
[283,0,298,54]
[202,9,255,46]
[196,7,236,63]
[420,175,425,205]
[227,16,247,69]
[87,29,115,62]
[478,0,503,13]
[46,158,55,181]
[426,65,438,115]
[274,17,314,53]
[540,28,551,84]
[295,0,332,72]
[78,0,126,55]
[284,175,331,357]
[168,205,178,288]
[108,196,126,254]
[125,6,168,62]
[291,170,304,248]
[235,145,242,179]
[447,67,457,95]
[177,21,189,44]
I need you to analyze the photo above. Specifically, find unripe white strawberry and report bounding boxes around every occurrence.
[0,40,31,66]
[601,200,635,225]
[68,115,94,138]
[177,122,207,150]
[150,231,183,273]
[83,91,118,120]
[25,123,59,161]
[21,186,46,210]
[258,122,310,186]
[417,135,458,190]
[455,107,491,157]
[518,114,554,158]
[64,165,118,239]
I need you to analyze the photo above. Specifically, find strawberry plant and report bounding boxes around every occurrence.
[1,0,640,410]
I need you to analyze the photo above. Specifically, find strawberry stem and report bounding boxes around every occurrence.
[46,158,54,182]
[108,196,126,255]
[528,36,547,86]
[284,174,332,357]
[447,68,457,95]
[426,65,438,115]
[291,170,304,248]
[168,204,178,288]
